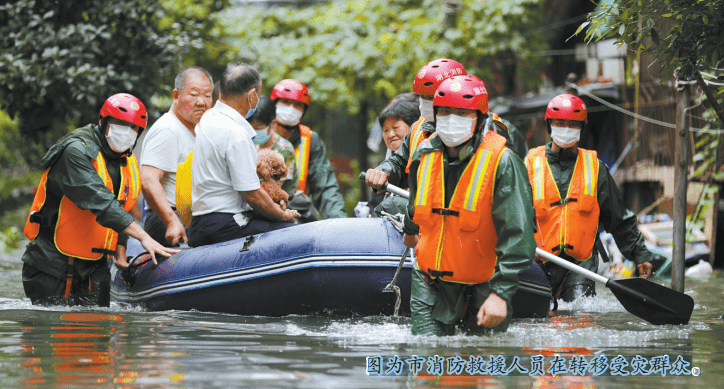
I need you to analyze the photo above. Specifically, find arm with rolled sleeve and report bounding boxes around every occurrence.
[486,150,536,302]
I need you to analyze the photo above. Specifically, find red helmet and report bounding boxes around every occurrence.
[433,75,489,114]
[413,59,466,96]
[99,93,148,130]
[270,79,310,106]
[545,94,587,123]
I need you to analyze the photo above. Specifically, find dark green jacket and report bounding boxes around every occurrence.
[287,126,347,219]
[542,143,658,267]
[22,124,134,280]
[501,118,528,160]
[403,130,536,302]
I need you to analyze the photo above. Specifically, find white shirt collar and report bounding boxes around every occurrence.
[214,100,256,138]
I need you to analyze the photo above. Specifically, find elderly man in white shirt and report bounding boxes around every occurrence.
[188,62,299,247]
[141,67,213,246]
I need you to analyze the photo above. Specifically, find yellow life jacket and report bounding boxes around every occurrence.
[175,151,194,228]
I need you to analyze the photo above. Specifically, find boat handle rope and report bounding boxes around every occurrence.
[384,247,409,316]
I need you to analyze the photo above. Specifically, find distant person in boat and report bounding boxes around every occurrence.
[368,98,420,217]
[21,93,178,307]
[524,94,661,302]
[187,62,299,247]
[140,67,213,247]
[402,76,536,336]
[270,79,347,221]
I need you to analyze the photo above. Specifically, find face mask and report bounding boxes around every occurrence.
[419,98,434,122]
[106,124,137,153]
[276,104,303,126]
[245,90,259,119]
[550,126,581,148]
[435,114,475,147]
[253,126,271,145]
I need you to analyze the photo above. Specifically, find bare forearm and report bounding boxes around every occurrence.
[242,188,287,221]
[122,220,152,242]
[141,169,176,225]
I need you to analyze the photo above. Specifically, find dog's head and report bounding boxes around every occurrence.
[256,148,289,184]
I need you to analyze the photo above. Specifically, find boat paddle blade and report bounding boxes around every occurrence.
[606,277,694,325]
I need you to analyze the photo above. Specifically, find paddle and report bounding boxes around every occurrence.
[359,172,695,325]
[535,249,693,325]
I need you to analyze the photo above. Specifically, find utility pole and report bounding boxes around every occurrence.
[672,79,691,293]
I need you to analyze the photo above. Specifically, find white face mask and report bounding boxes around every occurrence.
[550,126,581,148]
[276,104,303,126]
[435,114,475,147]
[106,123,137,153]
[419,98,435,122]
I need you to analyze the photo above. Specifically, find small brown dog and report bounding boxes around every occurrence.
[256,148,289,210]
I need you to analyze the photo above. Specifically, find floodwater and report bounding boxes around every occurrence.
[0,243,721,388]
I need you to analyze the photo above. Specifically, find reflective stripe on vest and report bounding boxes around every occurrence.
[295,125,312,195]
[413,132,507,284]
[24,151,141,260]
[525,146,600,261]
[405,117,428,174]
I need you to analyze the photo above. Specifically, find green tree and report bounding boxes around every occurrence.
[0,0,206,165]
[226,0,547,115]
[578,0,724,244]
[577,0,724,81]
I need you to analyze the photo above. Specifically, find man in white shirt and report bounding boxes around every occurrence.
[141,67,213,246]
[188,62,299,247]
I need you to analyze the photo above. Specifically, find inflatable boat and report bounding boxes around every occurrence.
[111,218,552,318]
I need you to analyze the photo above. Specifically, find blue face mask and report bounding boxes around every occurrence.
[245,89,259,119]
[253,126,271,145]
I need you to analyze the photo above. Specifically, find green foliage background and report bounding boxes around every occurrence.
[223,0,548,115]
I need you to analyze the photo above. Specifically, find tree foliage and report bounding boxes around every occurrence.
[578,0,724,80]
[224,0,547,116]
[0,0,215,164]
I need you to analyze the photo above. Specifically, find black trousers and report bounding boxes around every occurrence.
[187,212,294,247]
[22,262,111,307]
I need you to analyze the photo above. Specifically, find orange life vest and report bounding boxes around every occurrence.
[525,146,600,261]
[294,125,312,195]
[413,132,508,284]
[24,150,141,260]
[405,117,428,174]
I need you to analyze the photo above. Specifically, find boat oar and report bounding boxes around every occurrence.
[535,249,693,325]
[358,171,695,325]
